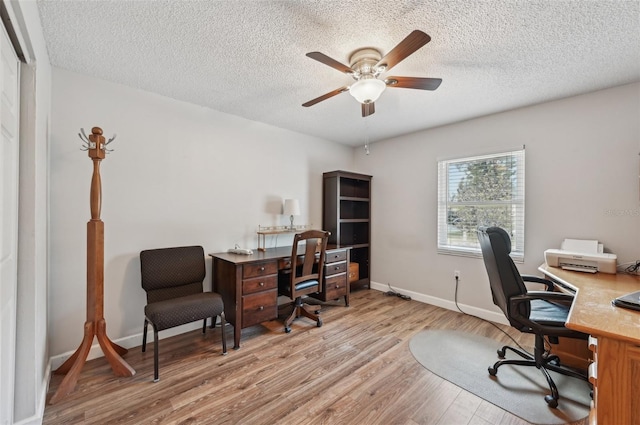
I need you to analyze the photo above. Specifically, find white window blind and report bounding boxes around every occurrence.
[437,149,525,261]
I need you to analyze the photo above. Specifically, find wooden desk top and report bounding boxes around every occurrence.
[210,245,348,265]
[210,246,295,264]
[539,264,640,345]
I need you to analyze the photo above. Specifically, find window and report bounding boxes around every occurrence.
[437,148,525,261]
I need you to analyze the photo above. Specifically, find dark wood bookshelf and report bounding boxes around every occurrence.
[323,170,372,290]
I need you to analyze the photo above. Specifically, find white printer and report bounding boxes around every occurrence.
[544,238,617,274]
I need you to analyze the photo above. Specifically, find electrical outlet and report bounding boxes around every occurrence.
[454,270,461,280]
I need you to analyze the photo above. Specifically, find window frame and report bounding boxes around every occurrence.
[437,148,525,262]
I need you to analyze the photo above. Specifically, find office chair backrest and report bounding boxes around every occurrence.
[140,245,206,304]
[290,230,329,288]
[477,227,530,330]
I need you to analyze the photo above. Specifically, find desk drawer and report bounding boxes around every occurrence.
[325,273,347,300]
[243,261,278,279]
[242,290,277,326]
[325,260,347,276]
[242,275,277,295]
[279,257,292,270]
[326,250,347,263]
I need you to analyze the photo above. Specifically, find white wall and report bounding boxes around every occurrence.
[48,68,353,359]
[354,83,640,317]
[48,75,640,364]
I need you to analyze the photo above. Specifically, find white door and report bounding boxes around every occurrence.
[0,22,20,425]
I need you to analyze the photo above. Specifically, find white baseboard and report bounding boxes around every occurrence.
[369,280,509,326]
[49,321,203,370]
[49,285,506,381]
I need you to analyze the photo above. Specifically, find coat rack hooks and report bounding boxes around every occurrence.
[79,127,116,152]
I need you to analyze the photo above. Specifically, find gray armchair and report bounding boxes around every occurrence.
[140,245,226,381]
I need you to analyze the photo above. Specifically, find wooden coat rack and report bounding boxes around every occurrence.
[49,127,135,404]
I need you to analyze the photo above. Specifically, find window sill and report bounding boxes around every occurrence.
[437,247,524,263]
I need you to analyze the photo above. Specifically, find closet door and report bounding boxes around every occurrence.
[0,21,20,425]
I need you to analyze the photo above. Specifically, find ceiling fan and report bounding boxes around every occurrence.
[302,30,442,117]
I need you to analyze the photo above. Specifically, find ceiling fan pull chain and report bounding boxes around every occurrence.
[364,117,370,155]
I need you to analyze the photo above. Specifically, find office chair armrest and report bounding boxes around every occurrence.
[523,290,574,303]
[510,291,577,335]
[521,275,554,291]
[510,291,574,320]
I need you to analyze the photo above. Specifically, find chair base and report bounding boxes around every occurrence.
[283,296,322,333]
[306,295,349,314]
[488,335,588,408]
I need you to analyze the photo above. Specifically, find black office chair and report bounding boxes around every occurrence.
[140,245,227,381]
[477,227,588,408]
[278,230,329,333]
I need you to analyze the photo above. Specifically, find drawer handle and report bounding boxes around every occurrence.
[258,306,264,311]
[259,282,264,286]
[259,266,265,271]
[335,285,340,289]
[335,266,340,270]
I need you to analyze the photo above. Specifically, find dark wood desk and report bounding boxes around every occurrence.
[210,246,349,349]
[539,265,640,425]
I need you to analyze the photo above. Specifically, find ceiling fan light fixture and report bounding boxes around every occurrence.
[303,31,439,116]
[349,78,386,104]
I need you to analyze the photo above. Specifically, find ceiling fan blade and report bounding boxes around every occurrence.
[302,87,349,107]
[375,30,431,72]
[385,76,442,90]
[361,102,375,117]
[306,52,354,74]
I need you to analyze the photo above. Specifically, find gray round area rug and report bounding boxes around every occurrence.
[409,329,590,425]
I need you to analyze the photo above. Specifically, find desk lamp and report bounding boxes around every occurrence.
[283,199,300,230]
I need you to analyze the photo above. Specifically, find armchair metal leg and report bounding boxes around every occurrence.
[153,327,159,382]
[142,319,149,352]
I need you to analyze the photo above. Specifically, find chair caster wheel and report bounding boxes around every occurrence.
[488,367,497,376]
[314,309,321,315]
[544,395,558,408]
[497,348,506,358]
[284,327,291,333]
[317,319,323,327]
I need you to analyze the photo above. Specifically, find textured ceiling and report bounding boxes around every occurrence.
[37,0,640,147]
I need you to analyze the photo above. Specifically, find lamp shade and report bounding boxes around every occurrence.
[283,199,300,216]
[349,77,386,104]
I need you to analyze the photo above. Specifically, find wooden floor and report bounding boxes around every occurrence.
[44,290,588,425]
